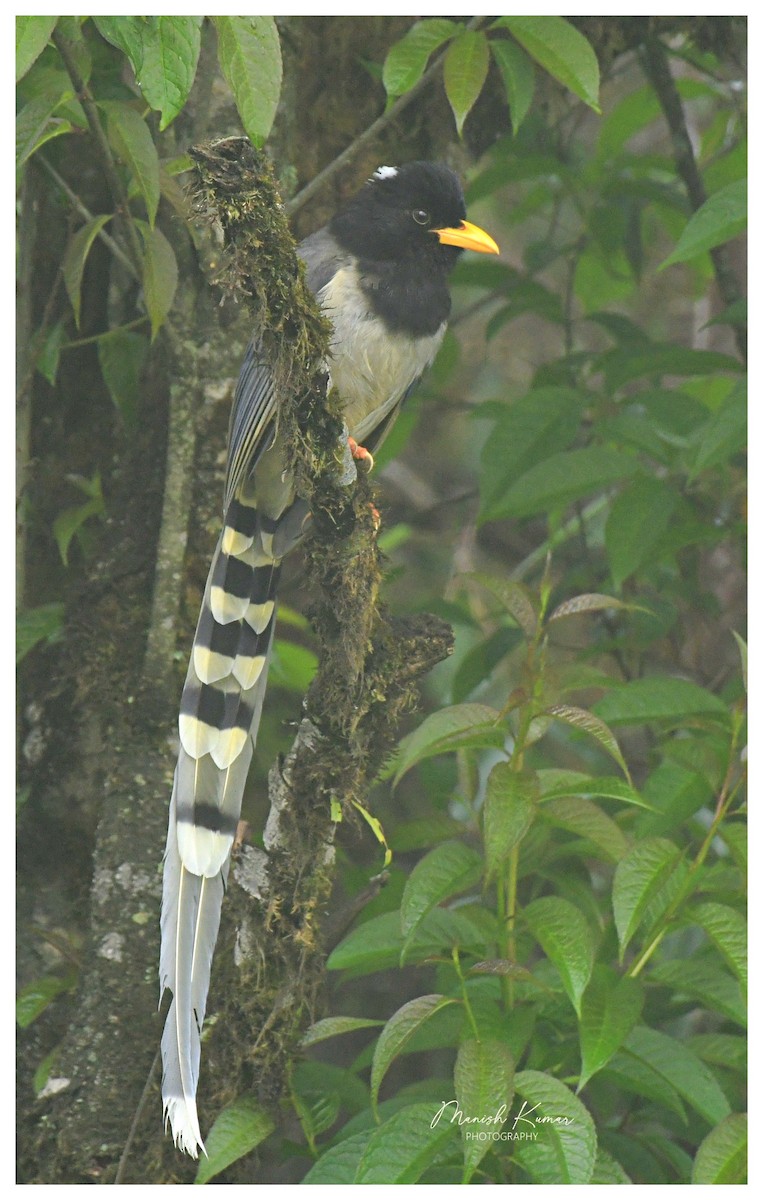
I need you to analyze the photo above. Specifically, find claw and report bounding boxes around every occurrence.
[348,437,374,472]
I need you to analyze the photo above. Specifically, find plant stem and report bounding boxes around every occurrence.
[627,755,744,978]
[37,156,139,281]
[452,947,481,1041]
[52,27,144,274]
[640,34,746,363]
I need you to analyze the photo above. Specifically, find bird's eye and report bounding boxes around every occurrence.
[412,209,430,226]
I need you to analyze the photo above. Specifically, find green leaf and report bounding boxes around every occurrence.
[578,967,644,1088]
[690,380,746,476]
[537,770,651,810]
[52,474,105,566]
[649,959,746,1028]
[512,1070,597,1184]
[603,1051,687,1122]
[16,15,58,82]
[33,1049,57,1097]
[599,343,742,391]
[92,16,146,70]
[213,16,282,148]
[621,1026,731,1127]
[135,16,202,130]
[468,574,538,639]
[605,476,677,588]
[451,626,523,702]
[300,1015,383,1047]
[593,677,729,727]
[499,16,600,111]
[354,1102,459,1183]
[391,814,465,853]
[138,222,177,338]
[393,703,505,785]
[302,1130,373,1184]
[524,896,595,1016]
[689,1032,747,1070]
[612,837,682,957]
[327,909,484,976]
[544,705,630,780]
[94,17,202,130]
[194,1096,274,1184]
[62,215,113,327]
[16,603,65,664]
[382,18,458,96]
[269,640,318,693]
[689,902,747,992]
[478,387,584,522]
[443,30,490,136]
[97,329,148,423]
[692,1113,747,1184]
[705,296,747,329]
[32,320,67,386]
[590,1149,632,1184]
[102,102,160,225]
[16,91,73,172]
[16,974,73,1027]
[729,633,748,691]
[491,38,535,133]
[370,995,458,1112]
[487,446,637,520]
[541,796,629,863]
[400,841,483,951]
[548,592,638,622]
[661,179,746,268]
[597,78,710,158]
[483,763,537,880]
[720,820,747,872]
[635,760,711,836]
[455,1038,515,1181]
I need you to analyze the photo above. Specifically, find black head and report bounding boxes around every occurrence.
[330,161,497,272]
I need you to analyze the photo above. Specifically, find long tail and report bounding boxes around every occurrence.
[159,496,281,1157]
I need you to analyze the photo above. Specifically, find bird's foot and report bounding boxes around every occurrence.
[348,437,374,473]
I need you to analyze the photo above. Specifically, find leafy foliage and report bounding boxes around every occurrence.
[290,16,746,1187]
[17,14,745,1186]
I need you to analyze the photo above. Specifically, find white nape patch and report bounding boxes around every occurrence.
[372,165,398,181]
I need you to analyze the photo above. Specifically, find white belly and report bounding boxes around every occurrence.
[317,265,446,442]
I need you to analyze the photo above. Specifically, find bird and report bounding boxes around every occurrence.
[159,160,499,1156]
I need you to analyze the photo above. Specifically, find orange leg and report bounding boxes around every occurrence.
[348,436,374,472]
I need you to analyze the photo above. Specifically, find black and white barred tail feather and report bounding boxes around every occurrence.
[160,497,280,1157]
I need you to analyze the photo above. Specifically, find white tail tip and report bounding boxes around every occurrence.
[163,1095,206,1158]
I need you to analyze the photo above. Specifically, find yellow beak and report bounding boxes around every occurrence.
[434,219,499,255]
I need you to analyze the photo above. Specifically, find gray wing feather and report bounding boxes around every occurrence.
[223,230,348,511]
[224,341,277,511]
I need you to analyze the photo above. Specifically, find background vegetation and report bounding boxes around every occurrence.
[16,14,746,1185]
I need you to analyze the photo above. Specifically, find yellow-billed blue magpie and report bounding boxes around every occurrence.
[160,160,499,1156]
